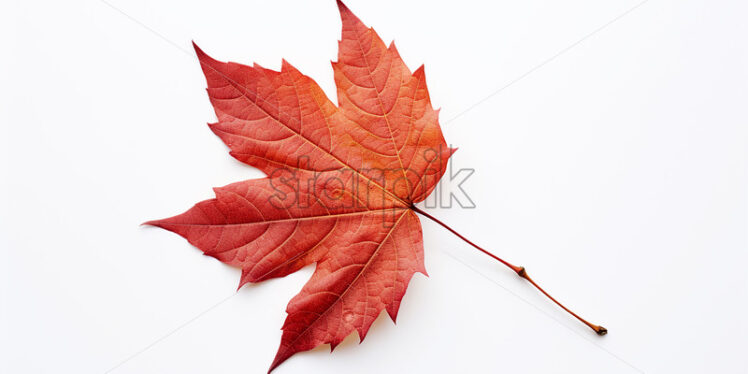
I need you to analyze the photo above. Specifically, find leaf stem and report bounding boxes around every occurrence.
[411,205,607,336]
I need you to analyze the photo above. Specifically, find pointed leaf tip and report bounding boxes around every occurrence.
[268,350,290,374]
[192,41,204,57]
[336,0,362,25]
[141,220,160,227]
[335,0,349,13]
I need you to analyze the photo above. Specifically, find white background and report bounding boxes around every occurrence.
[1,0,747,373]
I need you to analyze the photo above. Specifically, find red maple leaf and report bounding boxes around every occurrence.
[147,1,605,371]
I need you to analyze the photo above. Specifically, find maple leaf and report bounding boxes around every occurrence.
[147,1,454,371]
[147,1,606,371]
